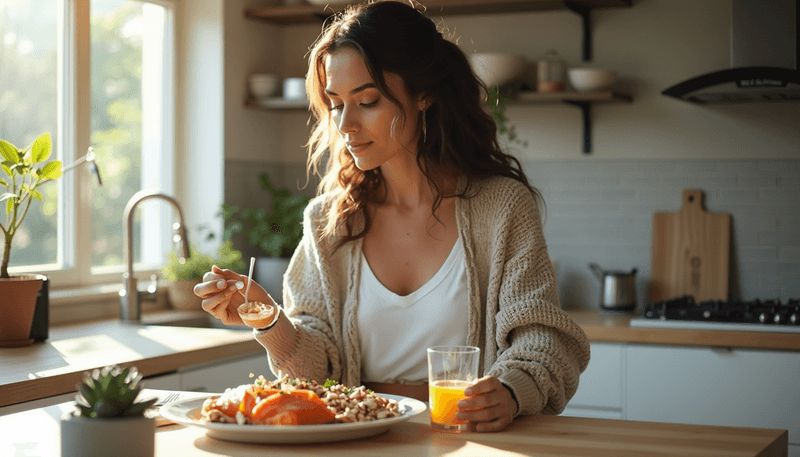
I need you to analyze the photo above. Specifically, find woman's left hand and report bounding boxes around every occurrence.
[455,376,517,432]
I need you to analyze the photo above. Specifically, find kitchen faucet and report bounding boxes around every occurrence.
[120,190,190,322]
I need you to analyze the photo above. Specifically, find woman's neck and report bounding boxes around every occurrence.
[378,155,435,211]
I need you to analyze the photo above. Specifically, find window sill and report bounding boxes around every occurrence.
[49,281,171,326]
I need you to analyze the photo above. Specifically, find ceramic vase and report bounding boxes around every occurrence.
[60,413,155,457]
[0,274,45,347]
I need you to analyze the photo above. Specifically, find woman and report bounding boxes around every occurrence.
[195,0,590,432]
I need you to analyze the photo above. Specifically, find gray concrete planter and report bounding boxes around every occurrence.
[255,257,291,303]
[60,413,155,457]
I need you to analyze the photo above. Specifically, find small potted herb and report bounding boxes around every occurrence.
[61,365,157,457]
[161,239,245,309]
[0,133,62,347]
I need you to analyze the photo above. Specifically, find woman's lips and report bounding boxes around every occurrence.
[347,142,373,152]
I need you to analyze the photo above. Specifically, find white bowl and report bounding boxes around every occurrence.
[249,74,279,98]
[567,68,617,92]
[469,53,526,88]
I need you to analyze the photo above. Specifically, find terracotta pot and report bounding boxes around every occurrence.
[0,274,45,347]
[167,278,203,310]
[61,413,155,457]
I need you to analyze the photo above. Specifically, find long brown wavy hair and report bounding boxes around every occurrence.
[305,0,542,251]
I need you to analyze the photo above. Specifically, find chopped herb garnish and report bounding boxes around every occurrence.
[323,379,339,389]
[291,380,297,386]
[343,388,354,394]
[280,391,286,394]
[367,389,374,394]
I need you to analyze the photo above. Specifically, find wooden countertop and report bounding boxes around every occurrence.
[3,308,799,409]
[568,308,800,351]
[0,391,787,457]
[0,312,262,408]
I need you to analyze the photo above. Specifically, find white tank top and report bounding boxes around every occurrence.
[357,236,469,384]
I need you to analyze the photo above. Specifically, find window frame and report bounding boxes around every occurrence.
[9,0,178,290]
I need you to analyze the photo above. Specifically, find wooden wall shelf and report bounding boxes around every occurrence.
[245,0,633,26]
[247,90,631,111]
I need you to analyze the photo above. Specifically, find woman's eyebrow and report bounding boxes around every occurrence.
[324,82,377,96]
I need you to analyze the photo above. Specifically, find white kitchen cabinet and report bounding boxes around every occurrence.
[626,344,800,446]
[179,352,273,393]
[561,342,625,420]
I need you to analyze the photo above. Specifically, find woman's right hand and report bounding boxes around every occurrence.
[194,265,274,326]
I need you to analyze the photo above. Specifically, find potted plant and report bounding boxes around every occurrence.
[487,80,529,147]
[61,365,158,457]
[0,133,62,347]
[161,239,245,310]
[224,173,310,301]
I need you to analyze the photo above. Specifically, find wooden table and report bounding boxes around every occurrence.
[0,390,788,457]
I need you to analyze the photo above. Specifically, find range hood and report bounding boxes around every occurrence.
[662,0,799,104]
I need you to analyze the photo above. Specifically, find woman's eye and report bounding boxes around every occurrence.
[328,99,378,112]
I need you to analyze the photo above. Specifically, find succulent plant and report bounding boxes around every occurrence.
[72,365,156,419]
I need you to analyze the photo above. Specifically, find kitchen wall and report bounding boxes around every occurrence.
[223,0,800,309]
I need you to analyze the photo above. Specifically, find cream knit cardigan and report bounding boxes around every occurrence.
[255,175,591,416]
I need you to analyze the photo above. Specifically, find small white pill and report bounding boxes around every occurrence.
[235,281,244,289]
[216,280,226,289]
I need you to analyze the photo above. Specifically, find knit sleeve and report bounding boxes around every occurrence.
[253,198,344,384]
[483,182,591,416]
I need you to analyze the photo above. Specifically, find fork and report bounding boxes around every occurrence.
[155,392,181,407]
[149,393,182,426]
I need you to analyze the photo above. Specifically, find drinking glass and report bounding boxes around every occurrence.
[427,346,480,432]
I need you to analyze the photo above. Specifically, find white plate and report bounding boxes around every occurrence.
[160,393,427,444]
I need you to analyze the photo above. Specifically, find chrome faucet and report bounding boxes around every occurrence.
[120,190,190,322]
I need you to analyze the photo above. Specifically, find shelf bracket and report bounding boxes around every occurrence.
[564,1,592,61]
[563,101,592,154]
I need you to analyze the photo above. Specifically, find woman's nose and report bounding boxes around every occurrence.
[337,107,358,135]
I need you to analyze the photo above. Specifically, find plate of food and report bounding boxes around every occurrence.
[160,376,427,444]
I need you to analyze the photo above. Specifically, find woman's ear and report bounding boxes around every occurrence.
[416,94,431,111]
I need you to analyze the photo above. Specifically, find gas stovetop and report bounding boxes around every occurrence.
[629,295,800,333]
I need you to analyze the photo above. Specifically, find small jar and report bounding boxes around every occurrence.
[537,50,566,93]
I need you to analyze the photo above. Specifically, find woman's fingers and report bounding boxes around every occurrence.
[455,376,516,432]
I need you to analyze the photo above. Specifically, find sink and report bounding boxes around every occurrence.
[139,310,250,331]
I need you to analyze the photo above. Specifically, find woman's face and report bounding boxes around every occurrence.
[324,47,423,171]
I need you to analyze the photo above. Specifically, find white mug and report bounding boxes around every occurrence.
[283,77,307,100]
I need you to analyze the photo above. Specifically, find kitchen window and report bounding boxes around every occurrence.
[0,0,176,289]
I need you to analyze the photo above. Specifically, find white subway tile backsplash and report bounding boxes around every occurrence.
[738,246,778,262]
[759,161,799,173]
[715,188,761,205]
[736,174,779,188]
[778,246,800,262]
[522,159,800,306]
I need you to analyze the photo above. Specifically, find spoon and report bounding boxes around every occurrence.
[243,256,256,304]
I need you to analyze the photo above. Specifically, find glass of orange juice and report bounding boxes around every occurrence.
[427,345,480,432]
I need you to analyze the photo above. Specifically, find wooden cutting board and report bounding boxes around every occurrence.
[649,189,731,304]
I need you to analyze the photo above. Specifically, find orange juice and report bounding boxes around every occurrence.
[429,380,471,427]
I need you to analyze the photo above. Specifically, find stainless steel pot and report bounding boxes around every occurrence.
[589,263,637,311]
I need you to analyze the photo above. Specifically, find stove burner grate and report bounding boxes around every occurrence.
[643,296,800,326]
